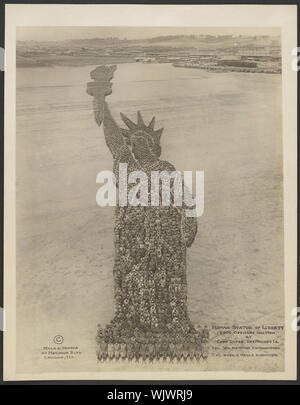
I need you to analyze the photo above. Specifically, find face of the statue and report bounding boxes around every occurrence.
[130,131,157,163]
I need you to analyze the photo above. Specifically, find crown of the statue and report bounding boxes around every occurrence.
[120,111,163,144]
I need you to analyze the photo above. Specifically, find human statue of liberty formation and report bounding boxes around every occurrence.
[87,65,208,361]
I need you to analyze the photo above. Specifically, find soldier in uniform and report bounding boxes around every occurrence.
[108,342,115,360]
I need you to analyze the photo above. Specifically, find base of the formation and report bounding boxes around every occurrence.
[96,327,209,361]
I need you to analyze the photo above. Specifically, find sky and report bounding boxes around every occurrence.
[17,26,280,42]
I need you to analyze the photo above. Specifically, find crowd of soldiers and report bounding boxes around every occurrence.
[88,65,207,362]
[96,326,209,362]
[95,198,208,362]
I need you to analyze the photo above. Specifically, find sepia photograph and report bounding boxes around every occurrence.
[3,4,297,382]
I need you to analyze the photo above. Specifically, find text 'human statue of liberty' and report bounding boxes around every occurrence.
[87,65,208,361]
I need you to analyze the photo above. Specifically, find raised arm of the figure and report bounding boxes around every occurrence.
[102,102,126,159]
[87,65,128,160]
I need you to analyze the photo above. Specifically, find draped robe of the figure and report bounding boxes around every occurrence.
[102,103,198,344]
[87,65,208,359]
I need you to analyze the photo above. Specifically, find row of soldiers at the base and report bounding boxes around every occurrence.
[96,336,209,362]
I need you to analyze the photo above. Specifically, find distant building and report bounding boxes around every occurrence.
[217,60,257,68]
[219,55,241,61]
[135,57,156,63]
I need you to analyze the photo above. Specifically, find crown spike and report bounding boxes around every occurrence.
[120,112,137,130]
[148,116,155,130]
[154,128,164,140]
[137,111,145,127]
